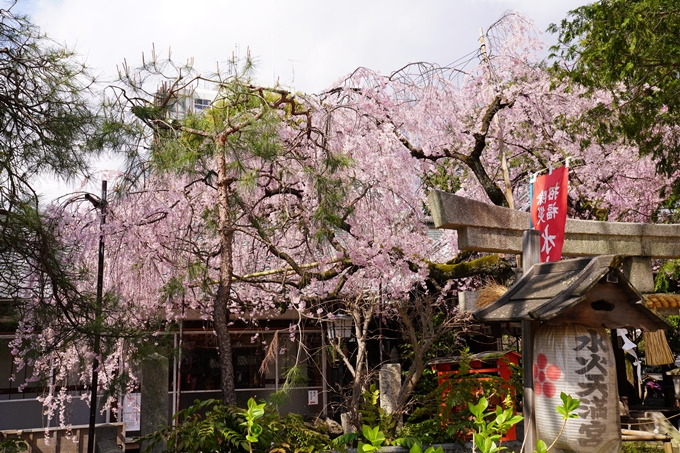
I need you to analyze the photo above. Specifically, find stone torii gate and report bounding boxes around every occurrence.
[427,190,680,446]
[428,190,680,291]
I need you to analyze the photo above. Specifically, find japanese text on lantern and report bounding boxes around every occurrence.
[574,329,609,448]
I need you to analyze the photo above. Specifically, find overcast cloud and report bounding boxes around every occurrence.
[18,0,588,93]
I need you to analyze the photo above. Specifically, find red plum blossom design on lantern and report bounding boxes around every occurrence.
[533,353,562,398]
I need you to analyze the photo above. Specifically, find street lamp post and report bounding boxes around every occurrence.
[323,313,353,419]
[86,180,107,453]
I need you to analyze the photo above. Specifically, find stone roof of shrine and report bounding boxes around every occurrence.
[474,255,669,331]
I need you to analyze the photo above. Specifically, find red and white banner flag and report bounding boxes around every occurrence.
[531,166,568,262]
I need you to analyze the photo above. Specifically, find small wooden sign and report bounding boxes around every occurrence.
[308,390,319,405]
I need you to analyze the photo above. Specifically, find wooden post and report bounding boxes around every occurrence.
[521,230,540,449]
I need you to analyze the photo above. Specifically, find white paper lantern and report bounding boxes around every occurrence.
[533,324,621,453]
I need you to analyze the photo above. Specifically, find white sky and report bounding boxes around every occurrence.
[17,0,588,198]
[18,0,588,93]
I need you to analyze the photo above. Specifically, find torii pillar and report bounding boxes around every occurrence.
[427,190,680,446]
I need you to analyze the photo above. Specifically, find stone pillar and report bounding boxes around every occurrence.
[140,353,169,453]
[95,424,121,453]
[622,257,655,404]
[521,230,540,448]
[622,256,655,293]
[340,412,356,434]
[379,363,401,415]
[459,291,479,312]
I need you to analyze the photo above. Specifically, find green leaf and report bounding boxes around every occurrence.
[468,397,489,418]
[362,425,385,445]
[556,392,580,420]
[333,432,358,447]
[358,441,377,453]
[246,397,266,420]
[250,423,263,436]
[505,415,524,427]
[474,434,500,453]
[533,439,548,453]
[361,424,373,441]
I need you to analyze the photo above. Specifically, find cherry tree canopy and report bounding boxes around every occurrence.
[11,12,680,421]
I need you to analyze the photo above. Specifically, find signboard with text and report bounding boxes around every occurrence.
[531,166,568,262]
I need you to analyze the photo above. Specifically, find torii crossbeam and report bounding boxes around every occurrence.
[428,190,680,259]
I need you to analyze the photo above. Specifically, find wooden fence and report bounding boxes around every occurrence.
[1,422,125,453]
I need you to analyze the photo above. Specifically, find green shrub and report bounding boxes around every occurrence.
[269,412,336,453]
[0,439,27,453]
[141,397,337,453]
[141,398,265,452]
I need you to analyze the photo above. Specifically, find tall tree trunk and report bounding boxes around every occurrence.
[215,150,237,405]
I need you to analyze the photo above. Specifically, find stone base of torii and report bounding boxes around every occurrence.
[427,190,680,447]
